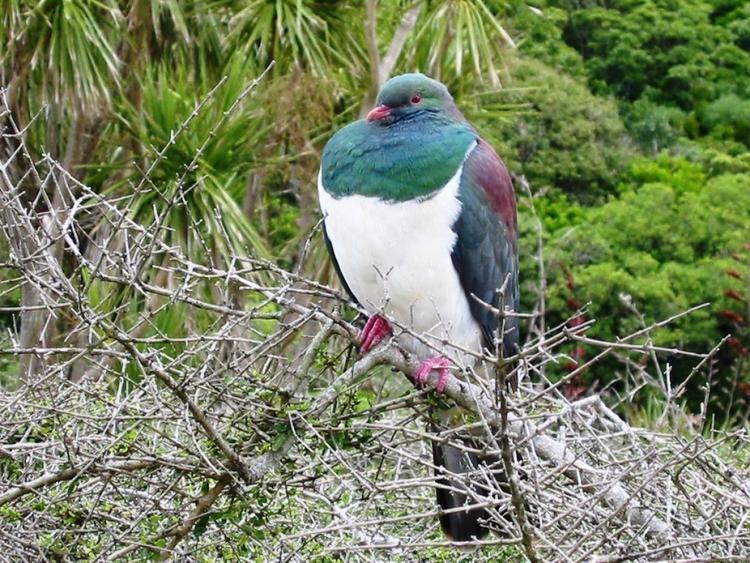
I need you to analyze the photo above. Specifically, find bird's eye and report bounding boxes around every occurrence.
[411,94,422,104]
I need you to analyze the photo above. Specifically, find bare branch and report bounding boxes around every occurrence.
[1,77,747,563]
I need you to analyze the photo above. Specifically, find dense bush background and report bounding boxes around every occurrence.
[502,0,750,419]
[1,0,749,421]
[2,2,750,560]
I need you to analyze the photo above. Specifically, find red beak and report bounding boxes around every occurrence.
[367,104,391,122]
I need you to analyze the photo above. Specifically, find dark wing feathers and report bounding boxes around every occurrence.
[323,222,359,305]
[451,139,519,359]
[438,140,519,542]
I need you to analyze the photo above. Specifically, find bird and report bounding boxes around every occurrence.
[318,73,519,541]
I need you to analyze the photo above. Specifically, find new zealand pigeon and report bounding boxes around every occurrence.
[318,73,519,541]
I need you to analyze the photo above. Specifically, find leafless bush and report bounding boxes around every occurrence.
[1,85,749,562]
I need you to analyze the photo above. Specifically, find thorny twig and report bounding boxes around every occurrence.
[1,83,748,563]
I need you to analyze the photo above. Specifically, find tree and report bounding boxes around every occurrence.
[486,57,631,202]
[3,2,750,559]
[0,0,514,383]
[539,156,750,415]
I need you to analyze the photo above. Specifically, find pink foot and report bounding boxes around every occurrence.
[360,314,391,354]
[414,356,452,393]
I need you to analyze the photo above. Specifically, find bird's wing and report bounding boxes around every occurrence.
[439,140,521,541]
[451,139,519,359]
[322,221,359,305]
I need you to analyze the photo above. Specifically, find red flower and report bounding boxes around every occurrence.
[727,338,749,356]
[569,314,586,328]
[726,269,743,280]
[724,289,746,302]
[719,310,745,324]
[728,337,743,349]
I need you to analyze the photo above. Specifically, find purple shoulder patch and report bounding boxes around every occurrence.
[465,139,517,236]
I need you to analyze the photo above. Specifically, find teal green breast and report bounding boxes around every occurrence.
[321,114,476,201]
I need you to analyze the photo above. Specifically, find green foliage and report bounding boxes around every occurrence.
[549,0,750,152]
[229,0,358,77]
[700,94,750,145]
[505,1,586,78]
[539,156,750,410]
[497,1,750,419]
[485,56,631,202]
[625,99,689,154]
[110,57,269,262]
[407,0,515,86]
[558,0,750,107]
[1,0,122,106]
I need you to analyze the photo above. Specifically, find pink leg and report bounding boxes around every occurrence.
[414,356,452,393]
[360,314,392,354]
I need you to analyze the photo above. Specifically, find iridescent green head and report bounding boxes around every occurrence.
[321,73,475,201]
[367,73,463,123]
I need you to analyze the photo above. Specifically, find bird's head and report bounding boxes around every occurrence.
[367,73,462,124]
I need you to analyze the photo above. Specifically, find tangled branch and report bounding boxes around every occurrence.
[1,84,749,562]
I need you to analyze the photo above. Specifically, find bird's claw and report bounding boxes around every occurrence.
[360,314,391,354]
[414,356,452,393]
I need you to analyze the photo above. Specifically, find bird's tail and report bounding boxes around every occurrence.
[432,439,494,541]
[430,366,523,541]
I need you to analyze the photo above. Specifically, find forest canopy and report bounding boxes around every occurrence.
[1,0,748,419]
[1,0,749,560]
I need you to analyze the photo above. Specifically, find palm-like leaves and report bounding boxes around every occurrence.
[406,0,514,86]
[1,0,122,107]
[229,0,339,76]
[114,56,270,264]
[1,0,516,375]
